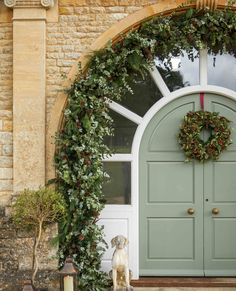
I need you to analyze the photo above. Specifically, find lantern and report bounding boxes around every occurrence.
[22,280,34,291]
[59,257,78,291]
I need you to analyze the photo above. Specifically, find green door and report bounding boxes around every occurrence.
[139,93,236,276]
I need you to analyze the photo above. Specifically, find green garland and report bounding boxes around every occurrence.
[54,5,236,290]
[178,111,232,161]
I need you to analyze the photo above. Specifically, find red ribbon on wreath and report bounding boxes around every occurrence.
[200,92,204,111]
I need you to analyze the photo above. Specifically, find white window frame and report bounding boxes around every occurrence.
[99,49,236,278]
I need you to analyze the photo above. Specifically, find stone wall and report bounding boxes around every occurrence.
[0,0,157,208]
[0,1,157,289]
[0,207,59,291]
[0,23,13,207]
[46,0,157,123]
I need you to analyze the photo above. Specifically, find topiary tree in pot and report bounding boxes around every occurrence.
[12,187,67,286]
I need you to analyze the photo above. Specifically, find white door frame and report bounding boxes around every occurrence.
[100,49,236,279]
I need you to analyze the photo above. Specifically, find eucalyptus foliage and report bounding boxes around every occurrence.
[55,5,236,290]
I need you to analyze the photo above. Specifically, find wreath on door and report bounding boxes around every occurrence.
[178,111,232,161]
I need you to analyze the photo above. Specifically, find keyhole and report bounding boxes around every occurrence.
[205,198,209,202]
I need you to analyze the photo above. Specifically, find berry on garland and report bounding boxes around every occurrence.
[178,111,232,161]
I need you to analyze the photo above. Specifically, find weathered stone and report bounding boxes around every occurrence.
[17,237,35,270]
[0,110,12,120]
[0,191,11,206]
[2,144,13,156]
[0,206,58,290]
[89,6,106,13]
[0,227,17,239]
[0,26,13,170]
[0,157,12,168]
[106,6,125,12]
[0,2,167,290]
[0,101,12,110]
[0,180,13,191]
[0,207,5,217]
[0,269,59,291]
[45,0,157,121]
[59,0,77,6]
[2,120,12,131]
[0,168,13,179]
[57,59,75,67]
[59,6,74,14]
[0,132,12,144]
[72,6,89,13]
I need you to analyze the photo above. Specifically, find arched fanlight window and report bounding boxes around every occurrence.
[155,49,200,91]
[208,52,236,91]
[103,48,236,205]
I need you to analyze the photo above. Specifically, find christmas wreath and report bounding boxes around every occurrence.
[178,111,232,161]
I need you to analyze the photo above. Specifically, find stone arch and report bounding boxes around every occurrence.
[46,0,235,181]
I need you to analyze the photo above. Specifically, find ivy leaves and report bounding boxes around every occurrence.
[55,6,236,290]
[140,7,236,59]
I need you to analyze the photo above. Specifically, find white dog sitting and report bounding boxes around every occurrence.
[111,235,131,290]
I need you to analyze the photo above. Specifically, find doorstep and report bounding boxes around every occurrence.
[131,277,236,288]
[133,289,236,291]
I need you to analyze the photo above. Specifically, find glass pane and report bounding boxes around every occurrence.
[103,162,131,205]
[104,110,137,153]
[118,74,163,117]
[208,53,236,91]
[155,50,199,91]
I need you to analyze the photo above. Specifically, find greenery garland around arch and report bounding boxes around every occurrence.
[54,3,236,290]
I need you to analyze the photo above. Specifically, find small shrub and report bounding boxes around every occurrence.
[12,187,66,285]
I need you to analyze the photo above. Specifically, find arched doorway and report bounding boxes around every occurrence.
[139,93,236,276]
[101,48,236,277]
[47,1,236,280]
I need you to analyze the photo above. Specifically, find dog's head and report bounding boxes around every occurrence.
[111,235,129,249]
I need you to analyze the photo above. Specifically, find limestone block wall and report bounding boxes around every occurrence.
[46,0,157,123]
[1,0,157,205]
[0,23,13,207]
[0,208,59,291]
[0,2,158,289]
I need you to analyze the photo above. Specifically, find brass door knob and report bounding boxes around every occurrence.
[212,208,220,215]
[187,208,195,215]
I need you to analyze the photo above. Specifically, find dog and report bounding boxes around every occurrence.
[111,235,131,290]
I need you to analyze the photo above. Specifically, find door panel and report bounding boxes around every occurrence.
[213,218,236,259]
[212,102,236,150]
[214,163,236,202]
[148,103,196,151]
[140,93,236,276]
[148,218,195,259]
[140,94,204,276]
[204,94,236,276]
[148,162,194,203]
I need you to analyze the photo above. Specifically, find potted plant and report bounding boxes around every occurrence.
[12,187,67,287]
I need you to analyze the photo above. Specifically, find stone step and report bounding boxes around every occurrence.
[131,278,236,288]
[133,289,236,291]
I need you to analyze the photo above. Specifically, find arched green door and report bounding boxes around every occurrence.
[139,93,236,276]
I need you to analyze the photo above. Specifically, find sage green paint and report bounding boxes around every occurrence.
[203,94,236,276]
[139,93,236,276]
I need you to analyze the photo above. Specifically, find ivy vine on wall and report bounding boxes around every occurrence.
[54,4,236,290]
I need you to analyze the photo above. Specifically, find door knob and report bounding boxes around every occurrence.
[212,208,220,215]
[187,208,195,215]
